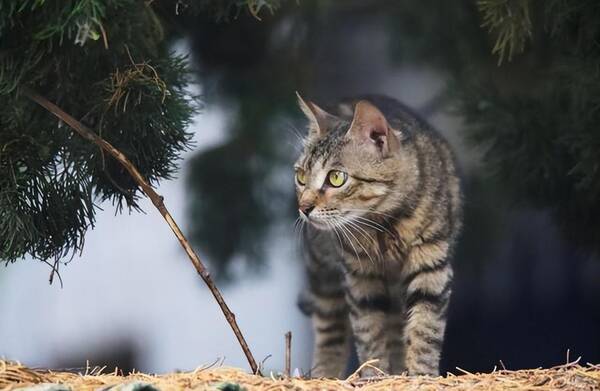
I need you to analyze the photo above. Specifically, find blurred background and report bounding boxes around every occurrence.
[2,0,600,375]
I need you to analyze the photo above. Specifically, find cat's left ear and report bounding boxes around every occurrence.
[346,100,400,156]
[296,92,338,137]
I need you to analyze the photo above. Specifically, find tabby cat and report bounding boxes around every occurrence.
[294,93,462,377]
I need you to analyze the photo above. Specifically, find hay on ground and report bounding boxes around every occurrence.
[1,359,600,390]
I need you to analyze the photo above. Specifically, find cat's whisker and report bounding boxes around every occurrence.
[286,122,305,139]
[286,140,304,153]
[347,216,395,244]
[350,215,395,236]
[332,218,363,270]
[285,124,307,148]
[293,215,304,237]
[345,208,402,222]
[293,216,304,241]
[350,216,384,233]
[348,218,396,256]
[299,218,307,241]
[342,217,385,262]
[337,217,374,266]
[343,208,402,239]
[325,219,344,250]
[339,217,377,265]
[340,216,375,245]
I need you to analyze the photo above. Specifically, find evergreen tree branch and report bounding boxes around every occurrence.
[478,0,533,64]
[22,87,261,376]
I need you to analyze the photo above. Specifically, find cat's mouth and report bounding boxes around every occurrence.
[299,209,345,230]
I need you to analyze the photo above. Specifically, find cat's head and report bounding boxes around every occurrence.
[294,93,410,230]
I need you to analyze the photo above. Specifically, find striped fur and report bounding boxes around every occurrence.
[294,94,463,377]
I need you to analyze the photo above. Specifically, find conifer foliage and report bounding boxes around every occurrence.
[468,0,600,251]
[389,0,600,254]
[0,0,278,268]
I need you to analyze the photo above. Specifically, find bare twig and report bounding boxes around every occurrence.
[284,331,291,377]
[23,87,261,375]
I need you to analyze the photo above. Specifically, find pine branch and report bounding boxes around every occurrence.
[22,87,261,376]
[478,0,533,64]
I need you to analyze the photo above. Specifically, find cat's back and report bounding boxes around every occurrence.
[332,94,433,139]
[333,94,459,178]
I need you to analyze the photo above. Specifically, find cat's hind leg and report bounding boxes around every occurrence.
[387,281,407,374]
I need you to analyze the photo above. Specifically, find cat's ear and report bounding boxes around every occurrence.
[296,92,338,137]
[346,100,400,156]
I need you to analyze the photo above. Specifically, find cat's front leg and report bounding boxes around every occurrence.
[309,301,351,378]
[301,232,352,379]
[402,241,453,376]
[343,263,391,376]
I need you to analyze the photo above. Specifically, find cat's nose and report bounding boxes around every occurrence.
[299,204,315,217]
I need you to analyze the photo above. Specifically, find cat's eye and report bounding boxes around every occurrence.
[327,170,347,187]
[296,169,307,186]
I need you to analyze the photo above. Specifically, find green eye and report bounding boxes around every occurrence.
[328,170,347,187]
[296,169,306,185]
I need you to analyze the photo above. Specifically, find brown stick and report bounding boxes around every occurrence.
[285,331,292,377]
[23,88,261,375]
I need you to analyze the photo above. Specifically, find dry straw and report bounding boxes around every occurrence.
[2,359,600,391]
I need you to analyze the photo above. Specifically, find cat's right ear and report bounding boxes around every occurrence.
[296,92,337,137]
[346,100,400,157]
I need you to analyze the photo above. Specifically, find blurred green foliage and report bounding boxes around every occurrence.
[385,0,600,254]
[178,3,319,280]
